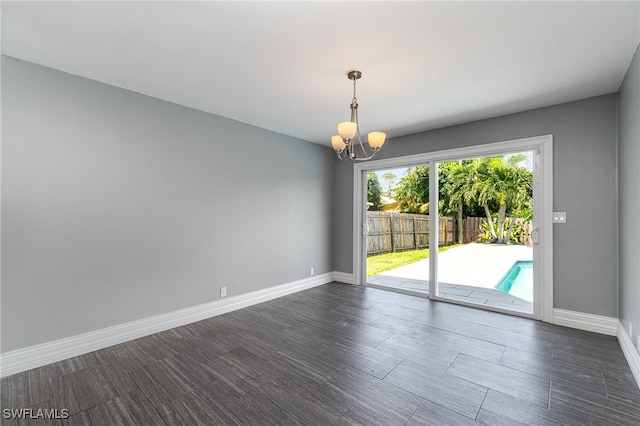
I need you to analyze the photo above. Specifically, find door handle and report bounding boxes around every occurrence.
[362,223,370,235]
[531,227,539,245]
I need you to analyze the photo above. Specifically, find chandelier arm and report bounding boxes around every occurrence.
[342,143,378,161]
[341,141,379,161]
[354,108,371,158]
[356,137,378,161]
[355,132,367,157]
[351,154,378,161]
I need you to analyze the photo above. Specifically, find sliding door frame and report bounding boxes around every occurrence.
[353,135,553,322]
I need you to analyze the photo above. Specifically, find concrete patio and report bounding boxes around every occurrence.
[367,243,533,314]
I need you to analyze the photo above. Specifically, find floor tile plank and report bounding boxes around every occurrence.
[550,381,640,426]
[447,353,550,408]
[328,366,424,426]
[384,359,488,419]
[426,328,506,363]
[407,398,482,425]
[499,346,607,394]
[479,388,595,426]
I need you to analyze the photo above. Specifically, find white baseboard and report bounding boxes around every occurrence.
[617,321,640,389]
[552,308,618,336]
[332,271,354,284]
[4,276,631,382]
[550,311,639,388]
[0,272,335,378]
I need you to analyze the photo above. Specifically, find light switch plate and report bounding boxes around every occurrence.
[553,212,567,223]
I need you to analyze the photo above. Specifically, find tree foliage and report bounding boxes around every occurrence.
[392,154,533,244]
[394,166,430,214]
[367,172,384,211]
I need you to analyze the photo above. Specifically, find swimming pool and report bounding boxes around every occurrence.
[495,260,533,302]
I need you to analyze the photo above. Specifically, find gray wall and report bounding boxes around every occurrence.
[618,43,640,353]
[1,56,334,353]
[334,94,619,318]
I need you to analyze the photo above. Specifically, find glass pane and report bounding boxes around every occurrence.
[436,154,534,314]
[366,166,429,295]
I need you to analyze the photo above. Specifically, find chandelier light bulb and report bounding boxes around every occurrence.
[368,132,386,150]
[331,135,346,152]
[338,122,357,141]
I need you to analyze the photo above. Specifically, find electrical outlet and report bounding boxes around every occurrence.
[552,212,567,223]
[310,267,314,276]
[220,286,227,298]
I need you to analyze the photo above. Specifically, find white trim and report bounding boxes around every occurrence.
[353,135,553,322]
[353,135,553,171]
[430,294,535,320]
[0,272,334,378]
[552,308,618,336]
[352,166,367,287]
[428,160,438,296]
[537,137,554,323]
[617,321,640,389]
[332,271,355,284]
[366,282,428,298]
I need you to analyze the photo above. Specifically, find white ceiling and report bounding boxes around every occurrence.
[2,1,639,146]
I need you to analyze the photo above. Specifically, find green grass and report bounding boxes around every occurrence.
[367,245,460,277]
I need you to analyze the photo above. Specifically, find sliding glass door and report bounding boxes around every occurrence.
[355,136,553,321]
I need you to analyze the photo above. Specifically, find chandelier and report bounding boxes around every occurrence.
[331,70,386,161]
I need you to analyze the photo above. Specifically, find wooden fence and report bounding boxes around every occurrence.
[366,212,532,255]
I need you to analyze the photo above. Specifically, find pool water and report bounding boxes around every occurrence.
[495,260,533,302]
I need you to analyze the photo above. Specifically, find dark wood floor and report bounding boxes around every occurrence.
[2,283,639,425]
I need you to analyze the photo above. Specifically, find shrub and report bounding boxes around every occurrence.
[477,218,525,244]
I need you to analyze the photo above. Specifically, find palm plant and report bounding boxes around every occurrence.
[449,158,497,240]
[449,155,532,244]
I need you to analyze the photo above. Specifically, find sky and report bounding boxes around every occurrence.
[375,168,407,195]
